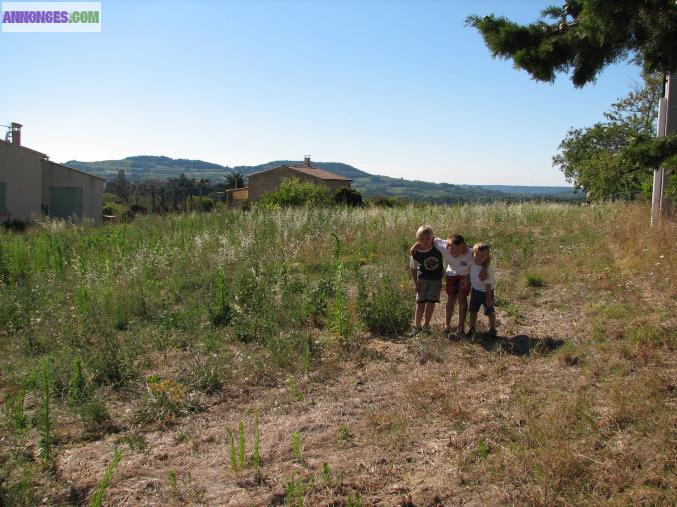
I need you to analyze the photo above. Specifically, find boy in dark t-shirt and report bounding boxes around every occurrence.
[409,224,444,335]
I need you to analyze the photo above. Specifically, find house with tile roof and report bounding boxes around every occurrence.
[244,156,352,202]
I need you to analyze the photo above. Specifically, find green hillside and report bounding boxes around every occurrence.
[64,156,581,202]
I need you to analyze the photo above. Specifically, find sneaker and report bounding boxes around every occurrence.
[408,326,422,337]
[442,326,451,336]
[487,329,498,338]
[456,326,465,337]
[421,325,432,335]
[465,328,476,339]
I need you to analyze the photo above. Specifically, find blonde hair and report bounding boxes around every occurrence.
[472,242,490,253]
[416,224,434,240]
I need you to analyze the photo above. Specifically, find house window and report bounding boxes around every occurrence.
[0,182,6,212]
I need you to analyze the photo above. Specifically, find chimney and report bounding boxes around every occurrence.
[304,155,311,167]
[10,122,22,146]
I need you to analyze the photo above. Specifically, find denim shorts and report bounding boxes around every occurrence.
[469,288,495,316]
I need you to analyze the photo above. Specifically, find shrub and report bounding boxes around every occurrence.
[187,196,215,212]
[102,202,126,217]
[291,431,303,463]
[209,269,233,326]
[135,377,191,423]
[358,273,412,336]
[37,361,53,465]
[258,178,333,208]
[524,272,546,288]
[334,188,363,207]
[3,388,28,432]
[67,357,88,407]
[329,263,353,339]
[128,203,148,216]
[365,195,404,207]
[185,353,228,393]
[79,400,110,426]
[88,333,136,388]
[226,418,261,472]
[266,331,313,372]
[302,277,333,326]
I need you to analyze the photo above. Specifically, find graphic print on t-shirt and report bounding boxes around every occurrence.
[423,256,440,271]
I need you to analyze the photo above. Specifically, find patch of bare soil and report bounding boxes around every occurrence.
[56,302,580,506]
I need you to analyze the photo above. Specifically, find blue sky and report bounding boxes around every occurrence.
[1,0,643,185]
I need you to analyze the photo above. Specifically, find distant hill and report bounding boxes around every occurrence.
[471,185,578,197]
[65,156,228,182]
[64,156,581,202]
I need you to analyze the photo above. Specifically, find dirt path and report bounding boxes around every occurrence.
[56,301,580,506]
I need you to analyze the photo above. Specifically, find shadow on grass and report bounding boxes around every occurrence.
[472,334,564,356]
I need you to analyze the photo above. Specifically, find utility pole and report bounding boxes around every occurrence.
[651,72,676,225]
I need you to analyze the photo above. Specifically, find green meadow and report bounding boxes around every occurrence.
[0,202,674,505]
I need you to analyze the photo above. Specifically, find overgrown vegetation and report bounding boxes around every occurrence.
[0,202,674,504]
[257,178,364,208]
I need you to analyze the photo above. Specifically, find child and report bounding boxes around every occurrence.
[409,225,444,335]
[467,242,497,338]
[411,234,487,337]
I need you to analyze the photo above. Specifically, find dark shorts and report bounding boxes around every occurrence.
[469,288,495,316]
[416,277,442,304]
[445,275,471,296]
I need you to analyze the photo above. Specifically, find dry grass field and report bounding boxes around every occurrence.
[0,202,675,505]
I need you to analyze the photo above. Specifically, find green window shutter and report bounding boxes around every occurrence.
[0,182,6,212]
[49,187,83,220]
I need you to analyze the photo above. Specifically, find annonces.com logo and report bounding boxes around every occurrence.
[2,2,101,32]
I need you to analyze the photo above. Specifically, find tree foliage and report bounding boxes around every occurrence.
[467,1,677,87]
[553,73,676,200]
[468,2,677,197]
[225,171,245,190]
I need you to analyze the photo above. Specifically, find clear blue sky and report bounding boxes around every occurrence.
[1,0,643,185]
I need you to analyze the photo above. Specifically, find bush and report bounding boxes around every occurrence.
[258,178,333,208]
[303,277,333,326]
[209,269,233,326]
[334,188,363,207]
[87,333,136,388]
[187,196,215,212]
[79,400,109,426]
[102,202,126,217]
[358,273,412,336]
[365,195,404,208]
[524,272,546,288]
[128,203,148,216]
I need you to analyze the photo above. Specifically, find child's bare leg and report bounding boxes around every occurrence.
[445,297,456,329]
[415,303,425,327]
[488,312,496,331]
[468,311,478,331]
[457,294,468,331]
[423,302,436,327]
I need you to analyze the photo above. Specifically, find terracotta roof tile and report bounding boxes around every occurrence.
[288,165,352,181]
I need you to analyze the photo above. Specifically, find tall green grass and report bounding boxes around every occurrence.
[0,202,672,504]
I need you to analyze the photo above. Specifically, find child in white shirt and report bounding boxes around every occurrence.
[468,242,497,338]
